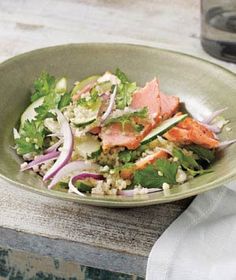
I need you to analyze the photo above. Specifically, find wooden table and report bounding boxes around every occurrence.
[0,1,235,278]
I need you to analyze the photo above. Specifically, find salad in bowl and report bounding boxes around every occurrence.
[13,69,235,197]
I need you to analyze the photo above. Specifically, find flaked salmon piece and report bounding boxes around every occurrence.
[135,150,169,170]
[177,117,215,138]
[188,125,219,149]
[101,122,152,150]
[89,126,101,134]
[120,150,169,179]
[131,78,161,123]
[164,127,191,145]
[164,117,219,149]
[100,78,180,150]
[160,92,180,120]
[101,79,160,150]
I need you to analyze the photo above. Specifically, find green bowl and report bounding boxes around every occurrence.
[0,43,235,207]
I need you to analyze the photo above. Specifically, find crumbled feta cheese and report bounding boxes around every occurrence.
[116,179,127,190]
[100,165,110,172]
[158,171,163,176]
[162,182,171,196]
[226,127,232,132]
[162,183,170,190]
[108,189,117,195]
[92,181,104,195]
[63,106,75,121]
[176,169,187,183]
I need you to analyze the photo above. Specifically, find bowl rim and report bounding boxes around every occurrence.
[0,42,235,207]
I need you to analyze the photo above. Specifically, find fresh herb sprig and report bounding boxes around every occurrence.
[133,159,178,188]
[31,72,56,102]
[172,147,213,176]
[15,120,46,155]
[104,107,148,132]
[115,68,137,109]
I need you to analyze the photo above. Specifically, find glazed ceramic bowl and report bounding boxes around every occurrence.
[0,43,235,207]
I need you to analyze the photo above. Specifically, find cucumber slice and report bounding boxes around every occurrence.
[75,118,97,127]
[20,96,44,126]
[71,75,100,96]
[141,114,188,144]
[72,105,99,126]
[76,134,101,158]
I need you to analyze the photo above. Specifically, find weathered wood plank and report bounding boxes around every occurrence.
[0,178,192,257]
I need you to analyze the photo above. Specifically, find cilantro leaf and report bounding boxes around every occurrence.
[133,159,178,188]
[16,120,45,155]
[119,150,133,163]
[187,145,215,163]
[116,83,137,110]
[104,107,148,131]
[187,168,213,176]
[119,144,148,164]
[115,68,137,109]
[115,68,130,83]
[155,159,179,185]
[31,72,56,102]
[77,89,101,110]
[172,147,212,177]
[35,89,61,120]
[58,92,71,109]
[173,147,200,170]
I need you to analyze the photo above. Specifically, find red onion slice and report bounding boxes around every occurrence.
[68,177,86,197]
[118,188,162,196]
[48,161,99,189]
[101,86,117,122]
[201,123,222,134]
[45,138,64,153]
[21,150,60,171]
[68,173,104,197]
[218,139,236,151]
[72,173,104,181]
[100,92,110,101]
[43,109,73,181]
[201,108,228,124]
